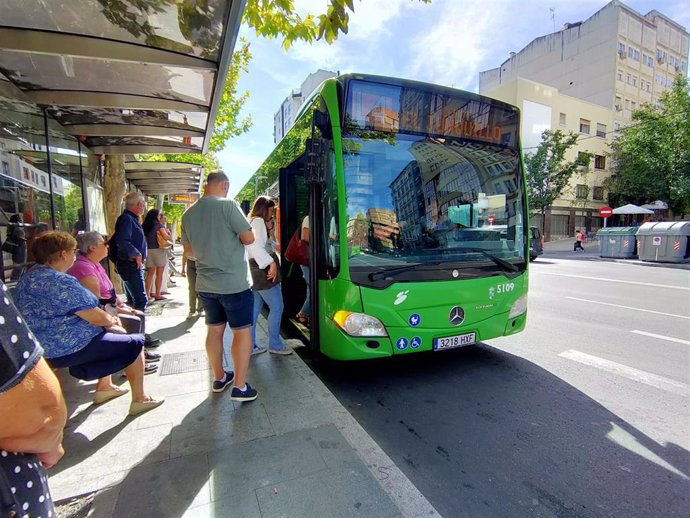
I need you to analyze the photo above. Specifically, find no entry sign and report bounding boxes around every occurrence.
[599,206,613,218]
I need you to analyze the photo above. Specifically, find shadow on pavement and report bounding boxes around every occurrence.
[304,345,689,518]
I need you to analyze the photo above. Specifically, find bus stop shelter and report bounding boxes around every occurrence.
[0,0,245,194]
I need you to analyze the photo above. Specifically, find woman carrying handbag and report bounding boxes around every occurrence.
[246,197,292,356]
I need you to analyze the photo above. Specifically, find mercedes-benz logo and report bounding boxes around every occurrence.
[449,306,464,326]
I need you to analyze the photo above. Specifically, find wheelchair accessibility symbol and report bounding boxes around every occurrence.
[410,336,422,349]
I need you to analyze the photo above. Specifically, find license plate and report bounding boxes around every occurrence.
[433,332,476,351]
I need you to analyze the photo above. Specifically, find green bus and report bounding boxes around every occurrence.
[250,74,529,360]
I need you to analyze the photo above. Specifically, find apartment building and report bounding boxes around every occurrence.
[480,1,688,130]
[483,78,614,240]
[479,0,688,239]
[273,69,337,144]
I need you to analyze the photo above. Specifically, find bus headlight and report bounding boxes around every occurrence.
[333,311,388,337]
[509,295,528,318]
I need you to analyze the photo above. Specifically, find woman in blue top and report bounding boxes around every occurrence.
[14,231,164,416]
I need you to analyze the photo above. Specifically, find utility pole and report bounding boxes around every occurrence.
[254,175,267,199]
[550,7,556,33]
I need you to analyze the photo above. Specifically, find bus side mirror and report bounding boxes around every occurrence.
[305,138,326,185]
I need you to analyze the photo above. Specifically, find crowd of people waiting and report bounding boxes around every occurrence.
[1,174,311,515]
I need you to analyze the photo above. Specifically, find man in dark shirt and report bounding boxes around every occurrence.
[114,192,148,311]
[0,281,67,518]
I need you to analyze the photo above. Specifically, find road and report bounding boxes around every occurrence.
[301,254,690,518]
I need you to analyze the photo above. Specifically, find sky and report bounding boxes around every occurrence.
[217,0,690,199]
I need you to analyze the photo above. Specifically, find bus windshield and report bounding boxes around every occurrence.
[343,80,526,283]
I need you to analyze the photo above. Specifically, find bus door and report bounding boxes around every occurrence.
[278,156,312,338]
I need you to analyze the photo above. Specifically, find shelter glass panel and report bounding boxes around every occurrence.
[2,0,228,60]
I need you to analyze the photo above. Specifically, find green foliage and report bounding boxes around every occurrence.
[244,0,432,48]
[608,75,690,216]
[524,129,587,215]
[208,39,252,152]
[235,108,314,202]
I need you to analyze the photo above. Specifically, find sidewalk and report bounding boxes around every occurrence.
[543,238,690,270]
[50,267,438,517]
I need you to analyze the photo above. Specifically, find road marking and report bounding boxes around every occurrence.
[631,330,690,346]
[559,350,688,397]
[539,272,690,291]
[566,297,690,320]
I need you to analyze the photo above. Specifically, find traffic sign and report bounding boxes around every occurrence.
[599,206,613,218]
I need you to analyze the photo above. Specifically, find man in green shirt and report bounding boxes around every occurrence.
[181,171,258,402]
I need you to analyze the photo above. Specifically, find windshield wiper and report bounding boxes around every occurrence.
[367,262,427,281]
[459,248,520,272]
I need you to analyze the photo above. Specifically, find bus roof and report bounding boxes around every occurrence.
[293,73,520,127]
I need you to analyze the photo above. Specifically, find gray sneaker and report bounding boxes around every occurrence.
[251,345,267,356]
[269,346,293,356]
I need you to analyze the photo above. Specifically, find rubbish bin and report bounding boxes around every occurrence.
[597,227,638,258]
[636,221,690,263]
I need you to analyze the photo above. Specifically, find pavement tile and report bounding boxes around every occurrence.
[181,493,261,518]
[207,428,328,502]
[113,454,211,516]
[255,464,402,518]
[262,394,333,435]
[51,423,172,500]
[170,401,275,459]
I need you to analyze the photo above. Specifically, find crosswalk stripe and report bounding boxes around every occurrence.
[559,350,688,397]
[631,330,690,346]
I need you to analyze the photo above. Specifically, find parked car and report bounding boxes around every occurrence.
[529,226,543,260]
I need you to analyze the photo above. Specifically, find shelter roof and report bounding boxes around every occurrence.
[0,0,244,191]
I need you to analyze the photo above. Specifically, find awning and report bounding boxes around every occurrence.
[612,204,654,215]
[0,0,245,155]
[125,161,202,195]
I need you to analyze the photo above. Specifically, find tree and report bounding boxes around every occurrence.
[607,75,690,216]
[524,129,588,231]
[245,0,432,48]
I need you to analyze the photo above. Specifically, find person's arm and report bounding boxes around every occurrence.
[75,307,121,328]
[302,226,310,243]
[229,201,255,245]
[78,275,101,299]
[246,219,274,269]
[115,216,141,262]
[0,358,66,467]
[180,251,188,276]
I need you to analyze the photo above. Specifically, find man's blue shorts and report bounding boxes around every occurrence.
[199,289,253,329]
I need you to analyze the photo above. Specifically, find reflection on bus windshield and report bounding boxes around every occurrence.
[343,134,525,268]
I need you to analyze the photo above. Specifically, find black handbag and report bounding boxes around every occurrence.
[249,252,281,291]
[1,240,17,254]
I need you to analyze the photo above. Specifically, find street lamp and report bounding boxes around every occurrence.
[254,175,267,198]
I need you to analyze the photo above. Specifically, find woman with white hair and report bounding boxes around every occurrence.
[68,232,161,370]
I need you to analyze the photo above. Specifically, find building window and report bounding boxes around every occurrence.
[618,42,625,55]
[576,184,588,199]
[559,113,566,126]
[594,155,606,170]
[657,49,666,63]
[632,76,637,87]
[627,47,639,61]
[579,119,590,134]
[615,97,623,112]
[592,186,604,201]
[596,123,606,138]
[617,69,623,81]
[613,122,621,131]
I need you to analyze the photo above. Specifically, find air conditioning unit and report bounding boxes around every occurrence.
[618,50,626,59]
[615,105,622,112]
[657,56,665,64]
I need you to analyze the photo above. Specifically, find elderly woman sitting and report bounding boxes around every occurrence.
[14,231,164,416]
[68,231,161,367]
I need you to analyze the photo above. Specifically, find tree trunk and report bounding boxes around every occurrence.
[103,155,127,293]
